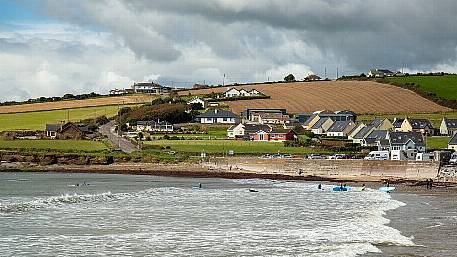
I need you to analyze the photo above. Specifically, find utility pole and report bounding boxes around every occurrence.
[223,74,226,86]
[336,67,339,79]
[324,66,327,79]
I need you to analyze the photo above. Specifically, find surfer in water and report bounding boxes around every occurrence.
[199,183,202,189]
[361,183,366,191]
[318,183,322,190]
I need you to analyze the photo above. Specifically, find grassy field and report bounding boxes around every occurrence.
[387,75,457,100]
[358,112,457,128]
[426,136,450,150]
[144,140,327,155]
[0,105,131,131]
[0,139,108,152]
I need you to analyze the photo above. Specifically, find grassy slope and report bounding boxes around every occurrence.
[0,105,129,131]
[426,136,450,150]
[144,140,327,154]
[386,75,457,100]
[0,139,108,152]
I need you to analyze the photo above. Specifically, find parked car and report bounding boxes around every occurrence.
[364,151,390,160]
[307,153,322,159]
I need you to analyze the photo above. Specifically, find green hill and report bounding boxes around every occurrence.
[386,74,457,100]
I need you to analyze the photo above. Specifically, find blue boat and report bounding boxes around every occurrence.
[332,186,351,192]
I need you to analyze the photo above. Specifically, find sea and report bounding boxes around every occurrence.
[0,172,455,257]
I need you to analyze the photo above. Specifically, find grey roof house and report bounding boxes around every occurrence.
[440,118,457,136]
[196,109,238,124]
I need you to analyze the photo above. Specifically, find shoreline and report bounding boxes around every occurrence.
[1,161,456,193]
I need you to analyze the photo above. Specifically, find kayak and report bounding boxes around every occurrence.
[332,186,351,192]
[379,186,395,192]
[353,187,366,192]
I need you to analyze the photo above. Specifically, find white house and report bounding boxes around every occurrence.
[187,97,208,108]
[227,123,272,139]
[224,88,262,98]
[440,118,457,136]
[136,120,174,132]
[196,109,238,124]
[225,88,241,98]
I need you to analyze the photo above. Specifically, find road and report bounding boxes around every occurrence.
[99,121,137,153]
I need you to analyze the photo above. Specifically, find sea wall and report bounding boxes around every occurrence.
[206,157,440,180]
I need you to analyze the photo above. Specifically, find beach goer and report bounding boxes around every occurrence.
[318,184,322,190]
[199,183,202,189]
[361,183,366,191]
[426,179,430,189]
[340,183,344,191]
[429,178,433,189]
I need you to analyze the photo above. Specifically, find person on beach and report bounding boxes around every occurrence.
[199,183,202,189]
[429,178,433,189]
[340,183,344,190]
[318,183,322,190]
[426,179,430,189]
[361,183,366,191]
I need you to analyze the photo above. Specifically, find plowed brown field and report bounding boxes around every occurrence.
[0,95,155,114]
[179,81,452,114]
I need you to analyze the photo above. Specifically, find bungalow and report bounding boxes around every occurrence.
[400,118,434,135]
[303,110,356,130]
[369,117,394,131]
[227,123,272,139]
[449,133,457,151]
[326,120,356,137]
[187,97,208,109]
[136,120,174,132]
[131,82,172,94]
[224,88,262,98]
[440,118,457,136]
[368,69,395,78]
[311,117,334,135]
[253,128,297,142]
[45,122,83,139]
[196,109,238,124]
[392,118,405,132]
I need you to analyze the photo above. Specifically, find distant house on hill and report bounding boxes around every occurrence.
[195,109,238,124]
[131,82,172,94]
[227,123,272,139]
[304,74,322,81]
[389,131,426,153]
[369,117,394,131]
[45,122,84,139]
[187,97,208,109]
[440,118,457,136]
[253,128,297,142]
[310,117,334,135]
[224,88,262,98]
[449,133,457,151]
[109,89,129,95]
[399,118,434,135]
[303,110,356,130]
[362,130,389,147]
[242,108,288,123]
[368,69,396,77]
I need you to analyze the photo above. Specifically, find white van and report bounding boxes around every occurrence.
[450,152,457,164]
[364,151,390,160]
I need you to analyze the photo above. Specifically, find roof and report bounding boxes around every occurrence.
[326,120,352,132]
[408,119,434,129]
[303,114,318,126]
[392,118,404,128]
[46,124,62,132]
[244,124,272,133]
[353,125,374,139]
[389,132,425,146]
[366,130,388,140]
[443,118,457,129]
[369,118,384,128]
[364,138,378,145]
[379,139,390,147]
[196,109,237,119]
[449,133,457,145]
[311,117,331,129]
[270,128,294,134]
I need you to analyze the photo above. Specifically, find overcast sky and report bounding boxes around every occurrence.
[1,0,457,101]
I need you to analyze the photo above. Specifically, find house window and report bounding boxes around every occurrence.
[259,134,264,140]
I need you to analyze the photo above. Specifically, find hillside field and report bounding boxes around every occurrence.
[0,105,128,131]
[386,75,457,100]
[0,94,154,114]
[178,81,451,114]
